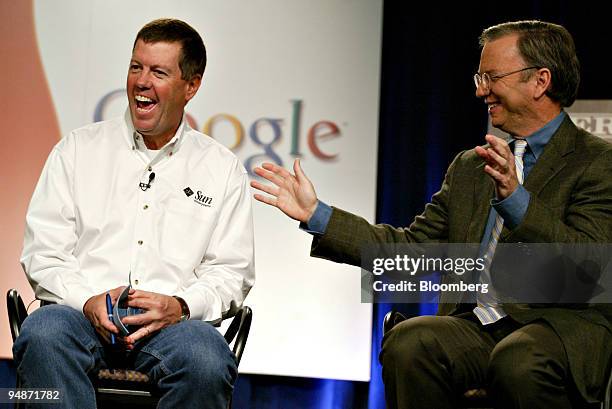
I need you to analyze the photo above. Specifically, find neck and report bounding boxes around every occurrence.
[143,133,174,150]
[142,121,181,150]
[516,103,562,138]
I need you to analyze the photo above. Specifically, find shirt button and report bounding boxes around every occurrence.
[143,204,149,210]
[134,279,139,285]
[169,151,173,156]
[138,240,143,245]
[148,166,152,171]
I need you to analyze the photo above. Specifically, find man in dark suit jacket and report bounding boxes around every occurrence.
[251,20,612,409]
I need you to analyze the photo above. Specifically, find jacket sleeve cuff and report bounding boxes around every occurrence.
[299,200,332,235]
[492,185,531,229]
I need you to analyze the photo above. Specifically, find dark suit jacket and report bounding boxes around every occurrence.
[311,116,612,402]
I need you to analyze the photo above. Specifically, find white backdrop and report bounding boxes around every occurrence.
[32,0,382,381]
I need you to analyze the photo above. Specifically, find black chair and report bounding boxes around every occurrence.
[383,310,612,409]
[7,288,252,409]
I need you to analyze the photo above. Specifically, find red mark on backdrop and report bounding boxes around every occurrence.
[0,0,61,357]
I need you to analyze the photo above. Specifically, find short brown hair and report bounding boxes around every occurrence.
[134,18,206,81]
[480,20,580,107]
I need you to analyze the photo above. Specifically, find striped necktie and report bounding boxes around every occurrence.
[473,139,528,324]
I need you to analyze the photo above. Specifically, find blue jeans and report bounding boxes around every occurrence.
[12,305,237,409]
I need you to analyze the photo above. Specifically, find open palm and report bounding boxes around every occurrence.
[250,159,318,223]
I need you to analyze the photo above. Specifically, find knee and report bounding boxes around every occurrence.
[13,305,95,373]
[167,321,237,383]
[489,331,564,391]
[489,336,532,389]
[380,316,444,372]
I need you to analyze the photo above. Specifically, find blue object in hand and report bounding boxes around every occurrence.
[105,293,116,345]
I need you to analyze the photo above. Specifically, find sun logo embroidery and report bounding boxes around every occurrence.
[194,191,213,207]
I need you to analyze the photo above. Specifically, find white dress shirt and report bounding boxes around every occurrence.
[21,110,255,322]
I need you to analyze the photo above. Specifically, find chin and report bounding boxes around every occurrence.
[131,116,155,132]
[135,127,156,136]
[489,116,506,130]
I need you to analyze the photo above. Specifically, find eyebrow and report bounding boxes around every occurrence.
[477,68,499,75]
[129,59,174,73]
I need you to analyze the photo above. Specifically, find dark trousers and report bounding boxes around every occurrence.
[379,312,595,409]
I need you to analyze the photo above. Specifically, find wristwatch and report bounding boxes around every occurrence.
[173,296,190,322]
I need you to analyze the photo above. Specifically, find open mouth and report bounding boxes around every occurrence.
[135,95,157,113]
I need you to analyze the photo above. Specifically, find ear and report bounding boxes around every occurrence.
[533,68,551,99]
[184,75,202,103]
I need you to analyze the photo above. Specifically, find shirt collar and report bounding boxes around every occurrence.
[512,111,566,159]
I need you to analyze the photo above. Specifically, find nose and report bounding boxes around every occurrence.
[135,70,152,89]
[475,82,489,98]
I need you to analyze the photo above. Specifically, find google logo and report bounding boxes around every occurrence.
[94,90,342,176]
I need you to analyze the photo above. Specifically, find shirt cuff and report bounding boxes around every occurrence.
[299,200,332,235]
[492,185,530,229]
[61,285,96,315]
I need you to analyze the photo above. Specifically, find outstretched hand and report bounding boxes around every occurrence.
[250,159,318,223]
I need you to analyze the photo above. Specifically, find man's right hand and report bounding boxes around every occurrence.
[83,286,128,344]
[250,159,318,223]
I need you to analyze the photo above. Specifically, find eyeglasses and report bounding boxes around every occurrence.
[473,66,539,93]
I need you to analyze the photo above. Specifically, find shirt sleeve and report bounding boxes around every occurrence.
[175,159,255,323]
[20,136,97,313]
[492,185,531,229]
[299,200,333,235]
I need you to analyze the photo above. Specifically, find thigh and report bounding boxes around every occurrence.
[13,305,109,384]
[488,322,574,408]
[15,304,103,354]
[130,320,236,380]
[381,314,497,390]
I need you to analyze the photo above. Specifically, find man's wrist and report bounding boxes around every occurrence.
[305,201,318,223]
[300,200,332,235]
[173,296,190,322]
[82,295,96,315]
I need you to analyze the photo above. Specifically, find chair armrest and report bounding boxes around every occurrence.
[383,310,407,335]
[6,289,28,342]
[222,306,252,365]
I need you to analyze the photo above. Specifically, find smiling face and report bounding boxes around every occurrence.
[476,34,539,136]
[127,40,200,146]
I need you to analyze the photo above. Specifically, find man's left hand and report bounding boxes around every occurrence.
[475,134,520,199]
[119,290,183,347]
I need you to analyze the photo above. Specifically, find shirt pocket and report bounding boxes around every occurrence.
[159,198,218,264]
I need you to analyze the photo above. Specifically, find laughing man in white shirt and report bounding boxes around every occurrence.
[14,18,254,409]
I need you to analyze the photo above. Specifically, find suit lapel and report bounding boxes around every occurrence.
[466,116,576,243]
[524,116,576,195]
